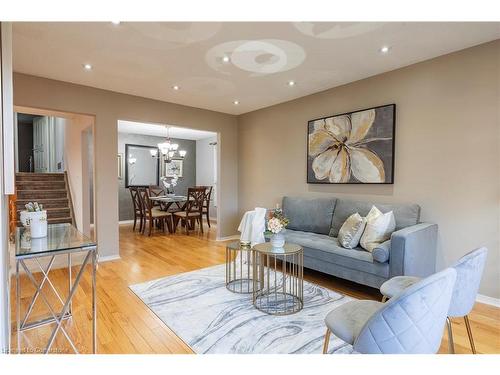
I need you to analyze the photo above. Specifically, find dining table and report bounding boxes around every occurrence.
[149,194,190,212]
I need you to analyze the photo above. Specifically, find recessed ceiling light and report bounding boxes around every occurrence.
[83,63,92,71]
[380,46,391,54]
[287,80,296,86]
[172,85,180,90]
[233,100,239,105]
[222,55,230,63]
[111,21,121,25]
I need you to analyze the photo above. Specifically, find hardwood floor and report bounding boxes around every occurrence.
[10,223,500,354]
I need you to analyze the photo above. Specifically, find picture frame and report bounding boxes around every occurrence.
[164,158,184,178]
[307,103,395,184]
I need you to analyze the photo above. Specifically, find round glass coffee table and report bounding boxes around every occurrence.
[225,241,261,294]
[252,242,303,315]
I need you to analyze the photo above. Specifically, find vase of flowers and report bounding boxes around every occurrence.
[160,175,179,195]
[20,202,47,238]
[266,208,290,248]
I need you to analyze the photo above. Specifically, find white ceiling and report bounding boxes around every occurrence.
[118,120,216,140]
[12,22,500,115]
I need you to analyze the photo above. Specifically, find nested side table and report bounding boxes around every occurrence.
[225,241,261,294]
[252,242,303,315]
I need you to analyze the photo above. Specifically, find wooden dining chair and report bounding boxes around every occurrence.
[129,187,144,232]
[137,187,171,236]
[148,185,165,207]
[196,185,213,228]
[172,187,205,235]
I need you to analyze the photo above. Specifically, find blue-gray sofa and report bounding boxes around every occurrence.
[280,196,438,289]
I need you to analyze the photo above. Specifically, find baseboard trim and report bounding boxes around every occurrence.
[99,254,121,263]
[119,220,134,225]
[216,234,240,241]
[476,294,500,308]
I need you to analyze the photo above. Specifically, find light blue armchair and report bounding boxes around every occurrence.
[323,268,457,354]
[380,247,488,353]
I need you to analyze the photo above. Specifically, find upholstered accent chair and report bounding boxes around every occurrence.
[380,247,488,353]
[323,268,457,354]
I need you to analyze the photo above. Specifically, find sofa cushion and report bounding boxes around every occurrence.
[330,199,420,237]
[372,239,391,263]
[282,196,337,235]
[283,229,389,278]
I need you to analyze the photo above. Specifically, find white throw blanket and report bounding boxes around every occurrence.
[238,207,267,246]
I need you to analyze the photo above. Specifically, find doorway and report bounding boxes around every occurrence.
[13,106,96,238]
[117,119,220,238]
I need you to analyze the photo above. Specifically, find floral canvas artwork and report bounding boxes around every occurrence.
[307,104,395,184]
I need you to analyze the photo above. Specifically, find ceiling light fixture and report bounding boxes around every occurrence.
[222,55,230,63]
[83,63,92,71]
[111,21,121,25]
[380,45,391,54]
[233,100,239,105]
[152,125,187,163]
[287,80,296,86]
[172,85,180,90]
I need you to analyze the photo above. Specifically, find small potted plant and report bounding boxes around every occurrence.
[266,208,290,248]
[20,202,48,238]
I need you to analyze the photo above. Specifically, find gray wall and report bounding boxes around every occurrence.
[118,132,196,221]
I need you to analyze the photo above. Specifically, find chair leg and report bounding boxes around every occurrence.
[206,211,211,228]
[185,219,189,235]
[199,217,204,234]
[148,219,153,236]
[133,215,137,231]
[323,328,331,354]
[172,216,179,233]
[381,295,388,303]
[464,315,477,354]
[446,317,455,354]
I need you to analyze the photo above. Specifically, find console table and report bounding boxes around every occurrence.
[15,223,97,354]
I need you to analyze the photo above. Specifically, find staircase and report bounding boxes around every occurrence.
[14,172,75,226]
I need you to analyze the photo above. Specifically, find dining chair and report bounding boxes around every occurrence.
[172,187,205,235]
[202,186,213,228]
[129,187,144,232]
[148,185,165,207]
[379,247,488,354]
[195,185,213,228]
[323,268,457,354]
[137,187,171,236]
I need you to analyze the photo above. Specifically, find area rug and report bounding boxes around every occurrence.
[129,264,354,354]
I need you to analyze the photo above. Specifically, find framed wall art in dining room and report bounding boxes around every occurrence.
[164,158,184,178]
[307,103,395,184]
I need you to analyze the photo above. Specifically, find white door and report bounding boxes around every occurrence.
[33,116,63,172]
[33,116,49,172]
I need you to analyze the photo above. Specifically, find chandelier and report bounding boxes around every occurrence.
[150,125,187,163]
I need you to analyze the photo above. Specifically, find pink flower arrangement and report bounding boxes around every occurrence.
[266,209,290,234]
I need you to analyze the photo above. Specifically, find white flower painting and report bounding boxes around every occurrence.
[307,104,395,184]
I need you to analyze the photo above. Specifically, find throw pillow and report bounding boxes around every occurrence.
[360,206,396,252]
[337,213,366,249]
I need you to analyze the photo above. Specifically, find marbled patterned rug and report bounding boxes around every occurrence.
[129,264,354,354]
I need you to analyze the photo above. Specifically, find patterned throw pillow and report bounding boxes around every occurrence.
[360,206,396,252]
[337,213,367,249]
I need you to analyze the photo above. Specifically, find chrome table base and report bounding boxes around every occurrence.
[16,247,97,354]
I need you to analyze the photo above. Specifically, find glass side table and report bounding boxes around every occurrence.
[15,223,98,354]
[252,242,303,315]
[225,241,261,294]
